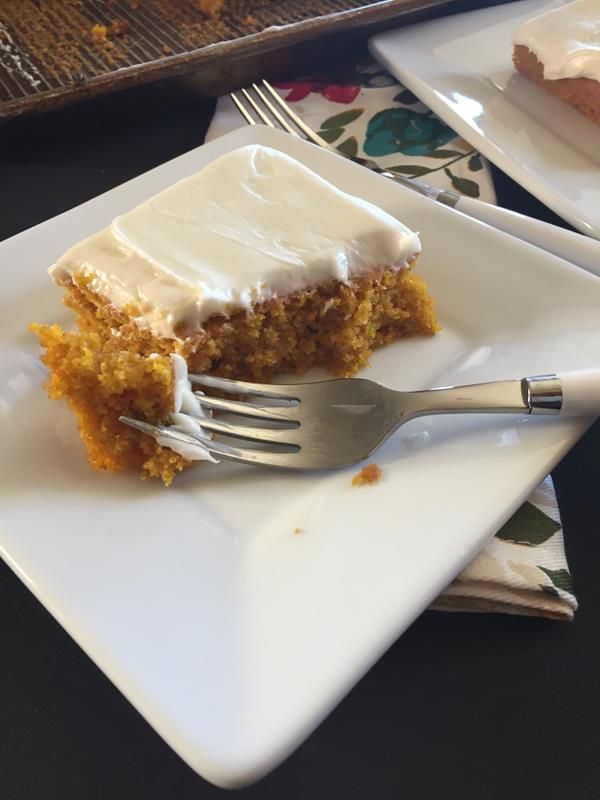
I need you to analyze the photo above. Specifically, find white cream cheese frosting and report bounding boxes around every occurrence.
[49,144,421,339]
[155,354,217,462]
[514,0,600,81]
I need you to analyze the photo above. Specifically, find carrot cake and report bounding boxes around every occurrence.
[32,144,437,484]
[513,0,600,125]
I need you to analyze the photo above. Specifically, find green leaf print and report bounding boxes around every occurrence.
[539,567,574,594]
[337,136,358,157]
[428,149,464,159]
[387,164,431,177]
[468,154,483,171]
[444,167,480,197]
[365,107,454,157]
[394,89,419,105]
[495,501,560,546]
[321,108,364,129]
[319,127,344,144]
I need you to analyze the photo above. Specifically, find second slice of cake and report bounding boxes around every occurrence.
[513,0,600,126]
[33,144,438,482]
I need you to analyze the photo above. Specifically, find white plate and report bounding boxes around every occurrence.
[370,0,600,239]
[1,126,599,788]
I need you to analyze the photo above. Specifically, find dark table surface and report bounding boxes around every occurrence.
[2,24,600,800]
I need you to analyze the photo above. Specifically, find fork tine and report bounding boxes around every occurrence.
[240,87,275,127]
[232,81,337,150]
[189,373,300,401]
[186,416,300,447]
[193,393,299,423]
[250,83,301,137]
[120,416,303,469]
[121,416,223,453]
[230,92,255,125]
[261,79,336,150]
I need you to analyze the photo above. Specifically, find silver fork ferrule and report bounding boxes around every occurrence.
[523,374,563,414]
[436,189,461,208]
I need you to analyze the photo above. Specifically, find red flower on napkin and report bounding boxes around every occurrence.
[273,81,360,104]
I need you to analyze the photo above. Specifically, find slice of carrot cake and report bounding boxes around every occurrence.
[32,144,437,483]
[513,0,600,125]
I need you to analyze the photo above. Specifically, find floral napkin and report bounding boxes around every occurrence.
[205,60,577,621]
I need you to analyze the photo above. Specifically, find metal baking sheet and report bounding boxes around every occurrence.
[0,0,458,119]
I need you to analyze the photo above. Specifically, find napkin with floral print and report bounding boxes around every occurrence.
[205,59,577,621]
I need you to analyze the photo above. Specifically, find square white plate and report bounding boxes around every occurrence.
[1,126,599,788]
[370,0,600,239]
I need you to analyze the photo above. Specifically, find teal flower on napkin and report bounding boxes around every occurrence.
[364,108,455,157]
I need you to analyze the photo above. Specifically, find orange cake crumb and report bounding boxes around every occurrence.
[197,0,223,17]
[109,19,129,36]
[293,527,303,535]
[352,463,382,487]
[90,23,108,43]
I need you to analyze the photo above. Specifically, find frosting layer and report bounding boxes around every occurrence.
[514,0,600,81]
[155,354,216,462]
[49,144,421,339]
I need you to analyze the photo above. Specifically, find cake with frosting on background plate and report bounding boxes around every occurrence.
[31,145,437,484]
[513,0,600,125]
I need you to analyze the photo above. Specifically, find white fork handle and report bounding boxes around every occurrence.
[456,196,600,277]
[558,369,600,415]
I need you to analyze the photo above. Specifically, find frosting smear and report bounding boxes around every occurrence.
[155,354,217,463]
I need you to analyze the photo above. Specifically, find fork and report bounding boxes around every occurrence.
[230,81,600,278]
[121,369,600,470]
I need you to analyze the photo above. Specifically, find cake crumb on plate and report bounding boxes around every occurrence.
[352,463,382,486]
